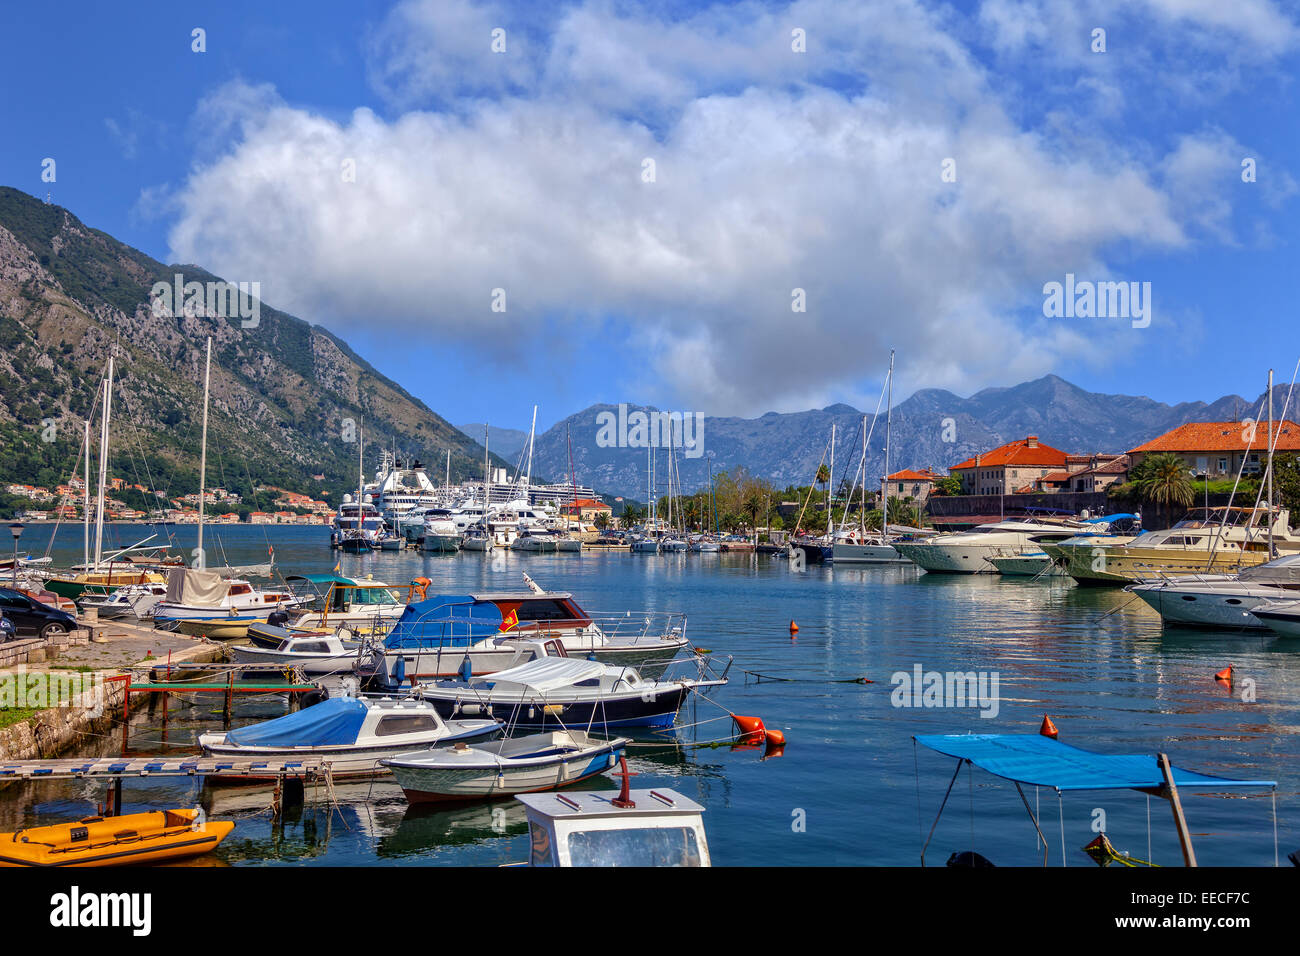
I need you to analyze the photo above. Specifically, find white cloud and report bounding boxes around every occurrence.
[159,0,1295,415]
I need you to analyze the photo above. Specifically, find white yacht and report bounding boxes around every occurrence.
[1128,554,1300,629]
[890,517,1089,574]
[421,513,462,552]
[330,494,387,548]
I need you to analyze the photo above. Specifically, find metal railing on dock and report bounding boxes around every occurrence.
[0,755,327,781]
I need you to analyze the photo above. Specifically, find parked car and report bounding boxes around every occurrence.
[0,612,14,643]
[0,587,77,640]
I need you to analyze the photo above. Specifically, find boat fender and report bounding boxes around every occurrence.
[459,654,473,682]
[732,714,766,743]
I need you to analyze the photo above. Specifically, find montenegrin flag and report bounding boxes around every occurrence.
[499,608,519,632]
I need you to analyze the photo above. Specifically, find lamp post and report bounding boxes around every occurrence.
[8,523,23,589]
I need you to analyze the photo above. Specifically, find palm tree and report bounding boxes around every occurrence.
[1135,453,1193,510]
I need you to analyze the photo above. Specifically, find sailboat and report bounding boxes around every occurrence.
[631,442,660,553]
[833,350,910,563]
[43,354,175,600]
[148,339,303,637]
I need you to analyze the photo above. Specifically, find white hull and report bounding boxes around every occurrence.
[831,542,905,563]
[384,732,624,802]
[1130,579,1294,629]
[891,541,1007,573]
[200,723,499,778]
[226,644,370,674]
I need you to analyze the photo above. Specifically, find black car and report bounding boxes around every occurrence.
[0,611,14,643]
[0,587,77,640]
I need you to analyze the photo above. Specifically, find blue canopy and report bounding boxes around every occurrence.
[384,595,504,650]
[225,697,368,747]
[1083,512,1138,524]
[914,734,1275,792]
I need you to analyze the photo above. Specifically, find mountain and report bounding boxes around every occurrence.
[525,377,1258,500]
[456,423,530,463]
[0,186,499,507]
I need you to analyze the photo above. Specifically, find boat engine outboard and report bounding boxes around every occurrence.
[267,609,291,627]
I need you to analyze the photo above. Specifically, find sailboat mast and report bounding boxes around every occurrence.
[882,350,894,526]
[826,423,835,535]
[83,418,91,569]
[197,337,211,567]
[93,357,114,570]
[524,405,538,493]
[1268,368,1275,557]
[483,425,491,508]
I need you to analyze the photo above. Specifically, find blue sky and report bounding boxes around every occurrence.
[3,0,1299,433]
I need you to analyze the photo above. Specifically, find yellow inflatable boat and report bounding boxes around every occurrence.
[0,809,234,867]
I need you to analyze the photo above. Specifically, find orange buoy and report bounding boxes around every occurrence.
[732,714,766,743]
[1039,715,1059,739]
[1215,665,1234,682]
[761,744,786,761]
[789,620,799,635]
[855,677,874,684]
[765,728,786,747]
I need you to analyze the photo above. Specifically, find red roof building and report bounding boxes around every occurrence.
[1128,420,1300,478]
[948,436,1069,495]
[884,468,944,505]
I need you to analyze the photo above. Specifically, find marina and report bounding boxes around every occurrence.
[0,522,1294,868]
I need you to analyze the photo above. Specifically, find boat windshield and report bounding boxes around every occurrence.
[566,826,702,867]
[1172,508,1262,530]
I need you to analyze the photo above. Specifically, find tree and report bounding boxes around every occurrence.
[1134,452,1193,509]
[931,475,962,497]
[594,512,609,530]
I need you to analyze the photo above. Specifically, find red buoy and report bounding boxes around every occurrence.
[789,620,799,635]
[1215,665,1234,682]
[732,714,766,744]
[765,728,786,747]
[1039,715,1059,739]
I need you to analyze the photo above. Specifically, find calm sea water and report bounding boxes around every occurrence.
[4,523,1296,866]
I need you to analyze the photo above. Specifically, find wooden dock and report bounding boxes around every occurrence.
[0,755,327,781]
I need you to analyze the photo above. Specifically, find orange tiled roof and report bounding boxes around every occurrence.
[887,468,942,481]
[1129,421,1300,454]
[1037,470,1073,483]
[950,436,1069,471]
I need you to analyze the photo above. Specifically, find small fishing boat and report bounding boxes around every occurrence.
[284,573,413,633]
[0,809,233,867]
[199,696,501,779]
[229,625,382,675]
[152,569,303,639]
[415,640,726,729]
[382,730,627,803]
[517,784,710,866]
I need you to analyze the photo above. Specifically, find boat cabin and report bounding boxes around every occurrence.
[516,789,710,867]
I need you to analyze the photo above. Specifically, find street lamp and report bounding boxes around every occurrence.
[8,523,23,589]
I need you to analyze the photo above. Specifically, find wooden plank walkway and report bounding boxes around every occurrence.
[0,755,328,780]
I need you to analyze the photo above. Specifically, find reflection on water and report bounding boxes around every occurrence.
[3,524,1297,865]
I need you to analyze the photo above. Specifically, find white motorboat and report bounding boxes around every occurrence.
[199,696,501,779]
[414,640,726,729]
[285,573,412,633]
[77,581,169,619]
[1248,599,1300,637]
[517,787,710,867]
[229,624,383,675]
[630,534,660,554]
[891,517,1091,574]
[831,532,906,564]
[421,515,462,553]
[378,579,691,681]
[381,730,627,803]
[1128,554,1300,629]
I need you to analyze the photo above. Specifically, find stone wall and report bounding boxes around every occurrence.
[0,675,126,762]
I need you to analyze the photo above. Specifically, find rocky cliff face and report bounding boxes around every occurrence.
[0,186,492,500]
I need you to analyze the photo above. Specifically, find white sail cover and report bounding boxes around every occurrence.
[164,567,231,604]
[468,657,607,693]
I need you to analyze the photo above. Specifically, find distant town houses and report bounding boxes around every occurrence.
[559,498,613,522]
[948,436,1074,496]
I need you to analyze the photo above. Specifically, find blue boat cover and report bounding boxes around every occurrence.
[384,595,504,649]
[914,734,1276,792]
[225,697,368,747]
